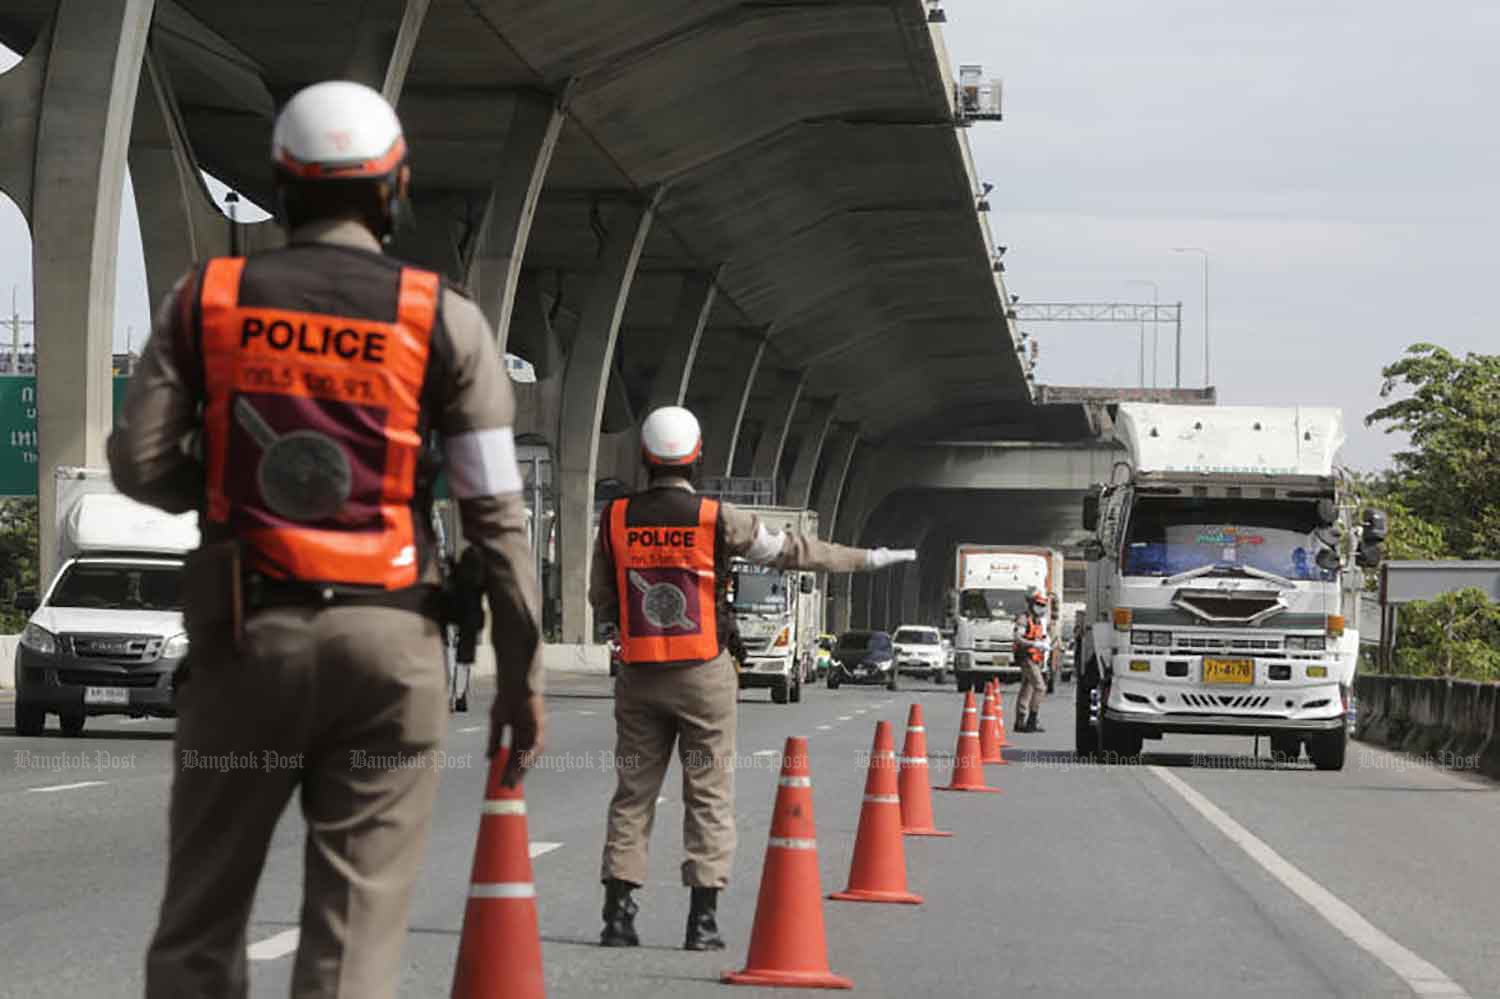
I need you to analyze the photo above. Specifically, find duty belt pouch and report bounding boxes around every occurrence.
[182,539,244,653]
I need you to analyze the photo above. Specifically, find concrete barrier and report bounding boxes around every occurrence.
[1355,673,1500,780]
[0,636,609,691]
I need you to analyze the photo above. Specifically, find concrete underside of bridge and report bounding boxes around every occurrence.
[0,0,1112,640]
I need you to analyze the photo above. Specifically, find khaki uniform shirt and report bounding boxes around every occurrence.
[106,219,545,693]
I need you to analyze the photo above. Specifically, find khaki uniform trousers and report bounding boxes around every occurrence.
[1016,655,1046,719]
[145,604,448,999]
[601,652,738,888]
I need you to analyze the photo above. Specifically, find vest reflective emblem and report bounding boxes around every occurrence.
[1019,617,1046,664]
[197,256,438,588]
[610,497,721,665]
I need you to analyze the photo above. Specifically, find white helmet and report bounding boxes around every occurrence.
[271,80,406,181]
[640,406,702,467]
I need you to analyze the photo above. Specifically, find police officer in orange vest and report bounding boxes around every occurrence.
[108,81,545,998]
[589,406,915,950]
[1013,588,1051,732]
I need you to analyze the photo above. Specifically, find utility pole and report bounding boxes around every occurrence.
[1125,280,1159,388]
[1172,247,1210,387]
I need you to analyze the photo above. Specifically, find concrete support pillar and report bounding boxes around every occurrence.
[701,331,766,477]
[784,398,835,509]
[557,197,658,644]
[465,94,565,351]
[816,426,859,633]
[25,0,154,585]
[645,271,717,413]
[345,0,430,101]
[749,370,804,485]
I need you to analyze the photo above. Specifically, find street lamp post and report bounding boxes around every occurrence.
[1125,279,1159,389]
[1172,247,1209,388]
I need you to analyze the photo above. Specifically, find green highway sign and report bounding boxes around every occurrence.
[0,376,131,498]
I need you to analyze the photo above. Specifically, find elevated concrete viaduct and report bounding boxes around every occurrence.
[0,1,1118,646]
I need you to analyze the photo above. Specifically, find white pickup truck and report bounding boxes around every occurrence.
[12,467,198,736]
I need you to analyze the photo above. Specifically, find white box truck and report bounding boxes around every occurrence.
[728,506,823,705]
[12,467,199,736]
[951,545,1064,692]
[1075,404,1386,769]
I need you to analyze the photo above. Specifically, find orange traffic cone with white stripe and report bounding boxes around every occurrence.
[993,681,1012,748]
[938,689,1002,793]
[723,736,853,989]
[452,747,544,998]
[830,721,924,904]
[898,703,951,837]
[979,685,1004,764]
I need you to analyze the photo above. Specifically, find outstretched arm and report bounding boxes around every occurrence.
[719,502,915,573]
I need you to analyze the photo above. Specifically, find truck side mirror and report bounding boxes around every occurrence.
[1355,540,1384,569]
[799,575,814,595]
[1081,538,1105,561]
[1082,485,1102,532]
[1315,547,1342,572]
[13,591,37,613]
[1362,508,1389,542]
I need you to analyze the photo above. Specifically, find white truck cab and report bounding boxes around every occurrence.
[726,506,822,705]
[1075,405,1386,770]
[12,468,199,737]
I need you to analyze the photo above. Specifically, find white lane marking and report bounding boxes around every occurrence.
[578,710,597,717]
[854,708,867,715]
[247,929,300,962]
[837,715,852,722]
[816,724,833,731]
[457,725,483,733]
[27,781,106,794]
[656,796,669,804]
[752,750,779,758]
[1149,766,1471,999]
[528,841,562,859]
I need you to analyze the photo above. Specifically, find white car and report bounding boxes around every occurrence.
[893,625,946,683]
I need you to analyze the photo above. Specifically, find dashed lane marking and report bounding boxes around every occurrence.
[27,781,106,794]
[1150,766,1471,999]
[816,725,833,731]
[752,750,779,758]
[457,725,483,734]
[529,842,562,859]
[837,715,852,722]
[578,710,597,717]
[247,929,299,962]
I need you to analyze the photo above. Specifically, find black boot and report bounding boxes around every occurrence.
[1027,711,1045,733]
[600,878,640,947]
[1015,712,1030,733]
[684,886,725,951]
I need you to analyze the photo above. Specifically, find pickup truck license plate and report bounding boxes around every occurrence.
[1203,659,1254,685]
[83,686,130,706]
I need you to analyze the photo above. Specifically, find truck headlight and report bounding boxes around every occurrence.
[21,622,56,656]
[1132,630,1172,648]
[1286,636,1326,652]
[163,633,190,659]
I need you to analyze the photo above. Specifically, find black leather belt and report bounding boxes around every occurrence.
[245,575,446,621]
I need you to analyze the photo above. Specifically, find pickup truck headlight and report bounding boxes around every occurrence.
[1285,636,1326,652]
[21,622,56,656]
[163,633,190,659]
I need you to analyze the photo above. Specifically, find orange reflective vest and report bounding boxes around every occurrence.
[197,255,439,588]
[1017,616,1047,665]
[608,495,721,665]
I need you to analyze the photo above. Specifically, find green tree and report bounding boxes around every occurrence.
[1392,588,1500,681]
[0,498,38,632]
[1366,344,1500,558]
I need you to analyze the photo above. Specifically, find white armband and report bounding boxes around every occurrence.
[443,427,523,498]
[746,523,787,564]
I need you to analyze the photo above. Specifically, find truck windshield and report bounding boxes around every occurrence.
[893,628,940,646]
[730,567,786,613]
[959,589,1028,619]
[1122,498,1335,581]
[49,564,183,611]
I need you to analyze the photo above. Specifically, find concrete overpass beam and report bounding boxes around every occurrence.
[25,0,153,585]
[465,94,565,352]
[748,369,805,485]
[783,397,835,510]
[700,331,766,477]
[644,271,717,413]
[345,0,430,101]
[815,426,860,633]
[556,196,658,643]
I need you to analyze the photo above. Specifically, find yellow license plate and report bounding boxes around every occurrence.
[1203,658,1255,685]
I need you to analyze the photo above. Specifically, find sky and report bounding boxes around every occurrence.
[5,3,1499,468]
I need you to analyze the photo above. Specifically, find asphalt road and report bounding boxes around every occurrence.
[2,674,1498,999]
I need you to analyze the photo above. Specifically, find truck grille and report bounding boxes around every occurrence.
[1180,693,1272,710]
[65,634,162,663]
[1174,636,1282,655]
[58,670,159,687]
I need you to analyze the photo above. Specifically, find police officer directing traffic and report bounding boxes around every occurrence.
[590,405,916,950]
[1013,588,1051,733]
[108,81,545,998]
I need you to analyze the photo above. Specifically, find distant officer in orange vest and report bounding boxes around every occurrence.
[1013,588,1051,732]
[590,406,914,950]
[108,81,545,998]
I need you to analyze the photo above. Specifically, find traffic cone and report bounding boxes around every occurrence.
[979,685,1004,764]
[938,689,1002,793]
[898,704,951,837]
[723,736,853,989]
[830,721,924,904]
[994,682,1012,748]
[452,748,544,999]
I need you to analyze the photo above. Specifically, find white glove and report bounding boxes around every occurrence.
[866,548,918,570]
